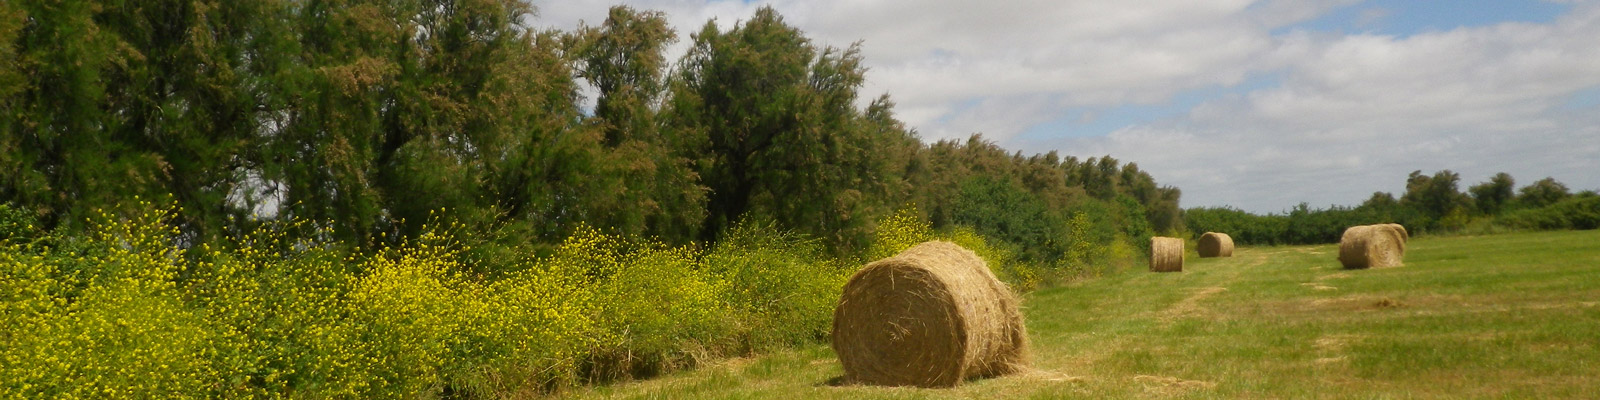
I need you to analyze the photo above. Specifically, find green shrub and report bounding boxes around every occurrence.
[705,222,845,354]
[581,228,732,379]
[1498,195,1600,231]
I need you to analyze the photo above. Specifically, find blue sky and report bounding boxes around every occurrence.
[1287,0,1569,35]
[536,0,1600,213]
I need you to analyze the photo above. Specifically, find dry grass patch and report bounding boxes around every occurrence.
[1160,286,1228,322]
[1134,374,1217,396]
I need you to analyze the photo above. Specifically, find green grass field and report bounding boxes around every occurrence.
[567,230,1600,399]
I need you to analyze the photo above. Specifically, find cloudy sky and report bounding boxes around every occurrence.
[531,0,1600,214]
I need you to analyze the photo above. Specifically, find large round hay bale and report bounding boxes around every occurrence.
[1150,237,1184,272]
[1382,223,1409,243]
[831,241,1030,388]
[1338,224,1405,269]
[1196,232,1234,258]
[1380,223,1408,257]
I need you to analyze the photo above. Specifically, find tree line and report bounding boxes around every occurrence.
[0,2,1181,267]
[1186,170,1598,245]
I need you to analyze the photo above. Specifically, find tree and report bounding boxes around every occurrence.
[1518,177,1571,208]
[1468,172,1515,215]
[567,6,706,244]
[258,0,604,247]
[1361,191,1399,210]
[1400,170,1470,228]
[666,6,905,251]
[1,0,292,243]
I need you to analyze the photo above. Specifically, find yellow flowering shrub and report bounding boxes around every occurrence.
[705,222,847,352]
[864,205,933,261]
[185,220,369,397]
[2,201,1031,397]
[541,225,731,379]
[1,204,238,398]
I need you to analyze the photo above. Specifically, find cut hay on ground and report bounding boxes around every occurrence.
[1338,224,1405,269]
[831,241,1030,388]
[1197,232,1234,258]
[1150,237,1184,272]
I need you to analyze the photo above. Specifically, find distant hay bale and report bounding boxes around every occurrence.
[1149,237,1184,272]
[1338,224,1405,269]
[832,241,1030,388]
[1197,232,1234,258]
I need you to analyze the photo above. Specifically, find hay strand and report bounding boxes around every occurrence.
[1197,232,1234,258]
[831,241,1030,388]
[1338,224,1405,269]
[1150,237,1184,272]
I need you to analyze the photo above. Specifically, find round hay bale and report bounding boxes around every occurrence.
[1338,224,1405,269]
[1149,237,1184,272]
[831,241,1030,388]
[1381,223,1408,257]
[1382,223,1409,243]
[1196,232,1234,258]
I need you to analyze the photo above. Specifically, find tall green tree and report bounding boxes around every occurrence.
[1,0,290,242]
[1468,172,1515,215]
[261,0,599,246]
[1400,170,1470,229]
[1517,177,1571,208]
[667,6,904,250]
[568,6,705,243]
[3,0,146,229]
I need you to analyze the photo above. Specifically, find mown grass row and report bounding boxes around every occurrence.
[564,229,1600,399]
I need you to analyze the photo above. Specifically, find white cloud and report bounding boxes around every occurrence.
[528,0,1600,213]
[1059,3,1600,212]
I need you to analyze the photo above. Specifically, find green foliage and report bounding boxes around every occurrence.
[667,6,911,252]
[2,3,1174,279]
[1517,177,1572,209]
[1496,195,1600,231]
[1061,211,1110,278]
[1401,170,1473,231]
[568,6,707,243]
[1188,171,1593,245]
[706,222,846,353]
[1184,202,1413,246]
[1469,172,1515,215]
[952,177,1065,266]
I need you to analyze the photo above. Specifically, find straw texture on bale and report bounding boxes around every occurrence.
[1383,223,1409,243]
[1197,232,1234,258]
[1338,224,1405,269]
[1149,237,1184,272]
[832,241,1030,388]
